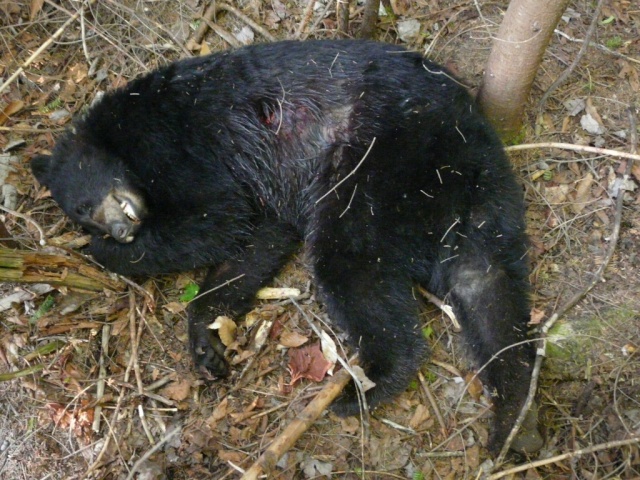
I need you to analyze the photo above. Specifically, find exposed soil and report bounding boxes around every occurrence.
[0,1,639,479]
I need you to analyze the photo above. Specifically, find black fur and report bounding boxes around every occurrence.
[31,40,535,452]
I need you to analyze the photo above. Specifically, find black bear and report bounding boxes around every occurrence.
[31,40,538,453]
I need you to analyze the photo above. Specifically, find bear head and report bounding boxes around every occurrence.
[31,136,147,244]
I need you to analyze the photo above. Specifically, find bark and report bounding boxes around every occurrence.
[477,0,571,140]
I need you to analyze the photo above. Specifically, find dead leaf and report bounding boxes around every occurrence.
[631,163,640,183]
[408,403,431,429]
[571,172,594,214]
[618,60,640,92]
[320,330,338,374]
[390,0,411,15]
[465,372,484,400]
[339,416,360,434]
[206,396,229,428]
[68,63,88,84]
[208,316,237,347]
[529,307,545,325]
[581,98,606,134]
[160,378,192,402]
[544,184,569,204]
[30,0,45,20]
[350,365,376,392]
[217,449,245,463]
[279,330,308,348]
[0,100,24,126]
[288,343,332,384]
[163,301,186,314]
[46,401,94,444]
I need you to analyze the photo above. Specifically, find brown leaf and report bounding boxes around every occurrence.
[206,396,229,429]
[46,401,94,443]
[209,316,237,347]
[163,301,186,314]
[0,100,24,126]
[200,42,211,56]
[30,0,45,20]
[408,404,431,430]
[217,449,245,463]
[618,60,640,92]
[529,307,545,325]
[585,97,605,127]
[465,372,484,400]
[571,173,594,214]
[287,343,332,384]
[279,330,308,348]
[161,378,192,402]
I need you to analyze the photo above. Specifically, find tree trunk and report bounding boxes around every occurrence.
[477,0,571,140]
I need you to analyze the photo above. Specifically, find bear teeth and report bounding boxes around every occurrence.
[120,200,139,222]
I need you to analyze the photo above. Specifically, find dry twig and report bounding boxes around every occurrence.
[506,142,640,162]
[240,367,352,479]
[490,436,640,479]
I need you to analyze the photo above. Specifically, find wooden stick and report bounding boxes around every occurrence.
[505,142,640,162]
[490,436,640,479]
[241,367,352,479]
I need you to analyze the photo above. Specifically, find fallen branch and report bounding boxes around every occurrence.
[490,436,640,479]
[0,247,124,292]
[505,142,640,162]
[240,367,352,479]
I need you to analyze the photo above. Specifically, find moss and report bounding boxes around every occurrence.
[544,308,637,379]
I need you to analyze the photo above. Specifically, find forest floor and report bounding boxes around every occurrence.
[0,0,639,479]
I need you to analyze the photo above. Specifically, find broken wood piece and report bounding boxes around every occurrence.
[0,247,124,292]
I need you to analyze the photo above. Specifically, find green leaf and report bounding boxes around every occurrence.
[30,295,55,324]
[421,326,434,339]
[179,283,200,302]
[600,15,615,25]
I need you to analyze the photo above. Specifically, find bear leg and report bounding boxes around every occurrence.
[313,251,429,417]
[445,257,538,453]
[188,221,300,378]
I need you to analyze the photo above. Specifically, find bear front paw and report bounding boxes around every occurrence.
[189,321,229,379]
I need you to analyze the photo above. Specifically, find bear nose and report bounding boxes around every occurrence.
[110,222,131,242]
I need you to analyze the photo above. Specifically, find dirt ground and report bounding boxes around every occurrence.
[1,1,639,479]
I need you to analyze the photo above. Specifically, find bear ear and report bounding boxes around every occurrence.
[30,155,53,186]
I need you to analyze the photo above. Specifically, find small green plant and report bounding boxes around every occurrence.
[39,97,63,114]
[605,36,623,49]
[421,370,437,383]
[30,295,55,324]
[421,325,434,339]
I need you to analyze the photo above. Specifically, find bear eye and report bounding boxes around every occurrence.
[75,204,91,216]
